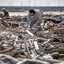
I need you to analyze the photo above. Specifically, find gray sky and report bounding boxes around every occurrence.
[0,0,64,6]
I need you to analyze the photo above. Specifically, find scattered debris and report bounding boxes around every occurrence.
[0,12,64,64]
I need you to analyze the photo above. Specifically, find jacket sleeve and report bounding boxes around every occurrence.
[24,16,31,29]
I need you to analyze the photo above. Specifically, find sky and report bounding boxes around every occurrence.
[0,0,64,6]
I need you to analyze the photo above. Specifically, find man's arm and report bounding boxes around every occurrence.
[24,16,31,29]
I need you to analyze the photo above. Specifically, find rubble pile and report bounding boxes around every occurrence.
[0,13,64,64]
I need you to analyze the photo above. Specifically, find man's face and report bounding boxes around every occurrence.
[29,12,38,21]
[29,13,35,16]
[29,13,35,19]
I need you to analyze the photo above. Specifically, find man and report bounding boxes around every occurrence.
[2,8,9,17]
[25,9,43,30]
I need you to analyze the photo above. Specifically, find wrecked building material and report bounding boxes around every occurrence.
[0,11,64,64]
